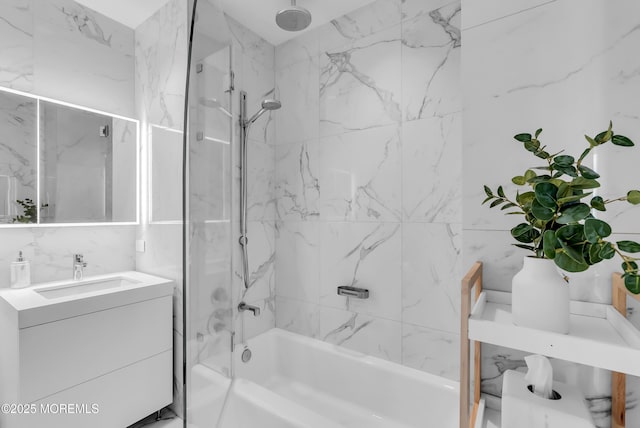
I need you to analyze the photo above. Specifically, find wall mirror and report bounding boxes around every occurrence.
[0,87,138,226]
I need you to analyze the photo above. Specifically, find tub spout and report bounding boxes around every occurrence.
[238,302,260,317]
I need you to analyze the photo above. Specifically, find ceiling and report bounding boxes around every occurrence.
[75,0,377,45]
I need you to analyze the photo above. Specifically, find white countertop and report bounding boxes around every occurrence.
[0,271,174,328]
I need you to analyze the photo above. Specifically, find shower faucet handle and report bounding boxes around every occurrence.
[238,302,261,317]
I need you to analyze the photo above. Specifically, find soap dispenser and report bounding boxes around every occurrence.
[10,251,31,288]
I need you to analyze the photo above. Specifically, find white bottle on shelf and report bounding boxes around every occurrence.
[10,251,31,288]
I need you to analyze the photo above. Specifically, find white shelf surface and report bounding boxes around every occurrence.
[469,291,640,377]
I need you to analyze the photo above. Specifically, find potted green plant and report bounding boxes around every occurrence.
[483,122,640,333]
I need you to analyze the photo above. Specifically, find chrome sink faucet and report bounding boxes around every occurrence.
[238,302,260,317]
[73,254,87,280]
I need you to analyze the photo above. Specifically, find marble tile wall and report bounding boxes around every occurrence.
[274,0,462,381]
[0,0,136,289]
[462,0,640,425]
[134,0,187,417]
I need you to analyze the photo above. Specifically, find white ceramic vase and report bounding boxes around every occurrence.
[512,256,570,334]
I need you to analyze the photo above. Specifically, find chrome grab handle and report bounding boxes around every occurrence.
[337,286,369,299]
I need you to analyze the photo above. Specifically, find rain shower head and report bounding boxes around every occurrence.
[245,98,282,126]
[276,0,312,32]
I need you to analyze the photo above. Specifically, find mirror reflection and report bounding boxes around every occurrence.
[39,101,137,223]
[0,91,37,224]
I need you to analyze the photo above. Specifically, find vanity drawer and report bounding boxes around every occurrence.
[19,295,172,402]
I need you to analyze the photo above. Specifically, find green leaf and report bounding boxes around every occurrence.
[577,165,600,179]
[622,261,639,272]
[554,155,575,166]
[543,230,558,259]
[524,139,541,152]
[554,251,589,272]
[535,150,550,159]
[528,175,553,184]
[531,199,555,221]
[595,129,613,144]
[497,186,505,198]
[514,244,536,252]
[534,182,558,209]
[552,164,578,177]
[627,190,640,205]
[515,133,532,142]
[535,128,543,138]
[612,134,634,147]
[599,242,616,259]
[571,177,601,190]
[590,196,606,211]
[512,176,526,185]
[617,240,640,253]
[556,203,590,224]
[589,243,603,264]
[517,191,536,206]
[578,148,592,163]
[559,240,587,265]
[584,218,612,243]
[482,196,493,205]
[501,202,518,210]
[624,274,640,294]
[585,135,598,147]
[483,185,493,197]
[511,223,540,243]
[490,199,504,208]
[556,224,585,244]
[557,192,592,205]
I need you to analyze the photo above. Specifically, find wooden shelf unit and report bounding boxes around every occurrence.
[459,262,640,428]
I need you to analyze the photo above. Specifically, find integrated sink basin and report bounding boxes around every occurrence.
[35,276,141,299]
[0,271,174,328]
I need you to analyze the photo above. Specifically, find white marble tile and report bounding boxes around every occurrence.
[318,0,402,53]
[319,25,401,137]
[275,58,319,145]
[402,114,461,223]
[402,323,459,381]
[225,15,274,70]
[275,295,320,338]
[401,0,455,22]
[402,223,462,334]
[149,126,183,223]
[233,220,276,306]
[274,221,320,302]
[319,221,402,321]
[318,124,401,221]
[461,0,556,30]
[0,0,33,91]
[27,225,136,283]
[402,1,460,121]
[0,92,37,224]
[463,0,640,231]
[34,0,135,116]
[135,0,187,127]
[275,29,318,70]
[462,229,523,292]
[241,54,276,146]
[320,306,402,363]
[274,140,320,221]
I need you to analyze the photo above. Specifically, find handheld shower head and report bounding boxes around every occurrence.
[245,98,282,126]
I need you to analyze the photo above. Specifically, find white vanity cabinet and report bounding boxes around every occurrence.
[0,271,174,428]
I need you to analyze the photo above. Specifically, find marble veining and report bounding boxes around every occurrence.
[402,1,460,121]
[58,4,112,47]
[0,0,33,91]
[276,142,321,220]
[320,26,402,135]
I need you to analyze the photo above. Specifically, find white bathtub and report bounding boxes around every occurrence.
[217,328,459,428]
